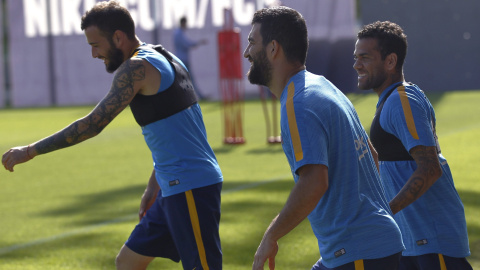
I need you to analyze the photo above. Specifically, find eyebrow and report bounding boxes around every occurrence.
[354,52,369,57]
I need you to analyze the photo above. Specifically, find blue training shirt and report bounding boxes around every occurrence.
[377,82,470,257]
[280,70,404,268]
[132,47,223,197]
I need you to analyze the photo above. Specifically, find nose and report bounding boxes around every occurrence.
[243,45,250,59]
[353,58,361,70]
[91,47,98,58]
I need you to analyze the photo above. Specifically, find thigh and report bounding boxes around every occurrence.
[363,252,401,270]
[311,259,329,270]
[443,255,473,270]
[124,193,181,262]
[401,253,473,270]
[399,255,419,270]
[163,182,222,270]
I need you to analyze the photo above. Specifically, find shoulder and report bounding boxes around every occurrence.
[112,58,146,80]
[288,74,345,122]
[385,84,428,112]
[131,49,171,72]
[381,84,431,131]
[287,71,326,98]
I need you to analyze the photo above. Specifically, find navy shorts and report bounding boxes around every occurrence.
[312,252,401,270]
[125,182,222,270]
[399,253,472,270]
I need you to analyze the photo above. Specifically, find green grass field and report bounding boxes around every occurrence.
[0,90,479,269]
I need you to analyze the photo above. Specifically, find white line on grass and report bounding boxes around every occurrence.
[0,174,291,256]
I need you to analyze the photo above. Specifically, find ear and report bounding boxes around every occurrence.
[268,40,280,59]
[385,53,398,72]
[112,30,124,48]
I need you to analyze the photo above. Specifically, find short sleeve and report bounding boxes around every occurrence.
[381,88,436,151]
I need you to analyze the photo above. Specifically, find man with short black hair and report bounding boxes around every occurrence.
[245,6,404,270]
[354,20,471,270]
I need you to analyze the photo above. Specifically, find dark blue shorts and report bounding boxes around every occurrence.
[312,252,401,270]
[125,182,222,270]
[399,253,472,270]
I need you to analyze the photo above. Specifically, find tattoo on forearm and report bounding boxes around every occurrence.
[390,145,440,213]
[36,60,146,155]
[392,176,425,212]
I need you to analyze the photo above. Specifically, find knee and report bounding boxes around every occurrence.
[115,248,132,270]
[115,252,124,270]
[115,245,151,270]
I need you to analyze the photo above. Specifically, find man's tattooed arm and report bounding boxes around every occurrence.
[389,145,442,214]
[33,59,146,155]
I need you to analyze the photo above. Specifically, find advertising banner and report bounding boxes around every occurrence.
[7,0,356,107]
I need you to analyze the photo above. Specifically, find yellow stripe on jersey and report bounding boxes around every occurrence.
[185,190,209,270]
[130,44,142,58]
[397,85,419,140]
[354,259,365,270]
[286,81,303,162]
[439,254,447,270]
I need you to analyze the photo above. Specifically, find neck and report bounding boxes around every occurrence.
[269,63,306,97]
[125,37,142,60]
[374,72,404,97]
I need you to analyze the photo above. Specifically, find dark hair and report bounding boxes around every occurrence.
[357,21,408,71]
[81,1,135,40]
[252,6,308,65]
[180,17,187,25]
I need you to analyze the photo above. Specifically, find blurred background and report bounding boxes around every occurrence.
[1,0,477,108]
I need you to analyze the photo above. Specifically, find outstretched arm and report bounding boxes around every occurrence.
[2,58,146,171]
[252,164,328,270]
[389,145,442,214]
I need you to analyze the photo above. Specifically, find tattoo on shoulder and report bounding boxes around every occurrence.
[110,59,145,103]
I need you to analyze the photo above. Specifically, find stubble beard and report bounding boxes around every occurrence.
[358,69,388,91]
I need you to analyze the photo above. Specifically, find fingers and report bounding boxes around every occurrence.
[268,257,275,270]
[252,237,279,270]
[2,149,15,172]
[252,256,274,270]
[252,259,264,270]
[138,208,146,222]
[2,146,32,172]
[252,250,268,270]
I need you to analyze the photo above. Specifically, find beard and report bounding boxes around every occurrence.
[358,69,388,91]
[247,49,272,87]
[105,44,125,73]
